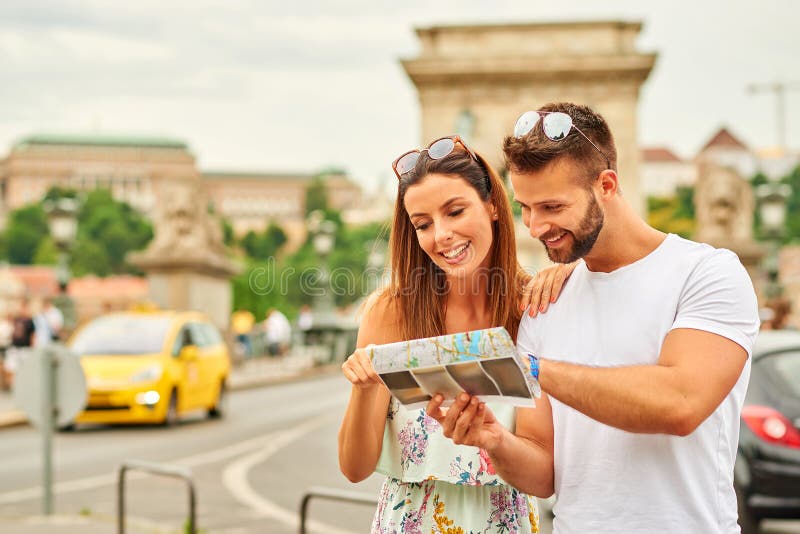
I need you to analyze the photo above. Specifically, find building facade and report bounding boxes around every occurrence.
[202,170,362,250]
[0,134,196,217]
[640,147,698,197]
[0,134,364,250]
[640,126,800,199]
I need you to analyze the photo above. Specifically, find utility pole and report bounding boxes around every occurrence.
[748,82,800,151]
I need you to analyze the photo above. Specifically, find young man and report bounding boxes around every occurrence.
[427,102,759,532]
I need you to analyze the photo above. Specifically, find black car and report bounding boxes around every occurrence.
[735,330,800,533]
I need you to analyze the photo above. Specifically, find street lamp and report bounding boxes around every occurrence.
[44,198,78,280]
[757,180,791,298]
[312,220,337,259]
[43,197,79,332]
[306,213,342,362]
[311,218,337,315]
[366,239,388,294]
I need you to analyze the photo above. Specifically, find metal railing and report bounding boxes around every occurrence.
[118,460,197,534]
[299,486,378,534]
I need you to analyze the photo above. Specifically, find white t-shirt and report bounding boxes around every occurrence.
[265,311,292,344]
[518,234,759,534]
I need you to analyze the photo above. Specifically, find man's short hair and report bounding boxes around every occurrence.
[503,102,617,186]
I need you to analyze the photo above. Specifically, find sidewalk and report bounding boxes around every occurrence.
[0,346,339,430]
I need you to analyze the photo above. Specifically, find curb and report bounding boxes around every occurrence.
[0,362,341,430]
[0,409,27,429]
[228,361,341,391]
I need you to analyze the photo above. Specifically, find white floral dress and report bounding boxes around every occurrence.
[372,399,540,533]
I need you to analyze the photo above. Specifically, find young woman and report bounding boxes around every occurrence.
[338,136,567,533]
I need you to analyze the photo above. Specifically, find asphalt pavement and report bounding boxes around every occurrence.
[0,348,342,533]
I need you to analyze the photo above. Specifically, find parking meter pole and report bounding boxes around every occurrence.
[41,346,54,515]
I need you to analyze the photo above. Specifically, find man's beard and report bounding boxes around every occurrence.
[540,193,604,264]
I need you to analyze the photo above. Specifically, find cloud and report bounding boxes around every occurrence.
[0,0,798,193]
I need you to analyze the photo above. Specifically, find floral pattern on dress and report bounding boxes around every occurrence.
[449,452,501,486]
[398,409,441,470]
[372,478,538,534]
[432,493,463,534]
[374,401,538,533]
[485,488,531,534]
[372,480,435,534]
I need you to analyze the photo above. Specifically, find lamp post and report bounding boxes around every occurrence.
[365,239,388,294]
[312,219,337,315]
[35,197,78,516]
[307,211,340,362]
[44,197,78,332]
[757,181,791,299]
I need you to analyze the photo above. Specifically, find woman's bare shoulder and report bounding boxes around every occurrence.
[357,290,404,346]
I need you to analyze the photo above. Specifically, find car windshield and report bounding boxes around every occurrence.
[71,315,172,356]
[760,350,800,397]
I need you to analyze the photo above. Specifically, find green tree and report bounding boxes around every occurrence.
[781,165,800,242]
[305,176,329,215]
[221,217,235,247]
[674,186,695,219]
[2,186,151,275]
[33,237,58,265]
[4,204,49,264]
[264,223,288,255]
[748,166,800,242]
[750,172,769,188]
[240,223,288,260]
[77,189,153,273]
[231,214,388,320]
[70,240,112,277]
[43,186,79,201]
[647,189,696,239]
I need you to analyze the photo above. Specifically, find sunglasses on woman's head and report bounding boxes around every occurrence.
[392,135,478,180]
[513,110,611,169]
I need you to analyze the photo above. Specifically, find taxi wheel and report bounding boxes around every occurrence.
[208,380,226,419]
[163,389,179,427]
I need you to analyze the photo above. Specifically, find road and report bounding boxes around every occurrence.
[0,374,796,533]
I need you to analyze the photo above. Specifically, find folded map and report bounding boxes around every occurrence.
[368,327,540,409]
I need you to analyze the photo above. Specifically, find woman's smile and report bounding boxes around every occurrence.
[440,241,471,264]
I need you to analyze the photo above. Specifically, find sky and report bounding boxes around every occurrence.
[1,0,798,195]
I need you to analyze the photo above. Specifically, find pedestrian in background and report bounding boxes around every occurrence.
[230,309,255,359]
[42,297,64,341]
[0,312,13,390]
[5,298,36,390]
[264,308,291,357]
[296,304,313,345]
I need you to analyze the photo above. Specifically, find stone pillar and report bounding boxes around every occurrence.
[401,21,656,217]
[693,163,765,290]
[128,179,240,331]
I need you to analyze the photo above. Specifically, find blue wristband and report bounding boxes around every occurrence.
[527,353,540,380]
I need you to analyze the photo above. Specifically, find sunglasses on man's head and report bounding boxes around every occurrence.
[392,135,478,180]
[513,110,611,169]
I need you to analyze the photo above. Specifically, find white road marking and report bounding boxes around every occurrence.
[0,407,360,533]
[221,414,356,534]
[0,411,337,505]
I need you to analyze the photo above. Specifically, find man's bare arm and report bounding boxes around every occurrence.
[538,328,748,435]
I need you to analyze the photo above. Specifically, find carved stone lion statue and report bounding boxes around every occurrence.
[694,164,754,245]
[144,180,227,261]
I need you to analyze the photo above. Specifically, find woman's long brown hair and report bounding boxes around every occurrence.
[380,146,530,341]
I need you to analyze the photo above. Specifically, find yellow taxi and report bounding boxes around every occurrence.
[70,310,231,426]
